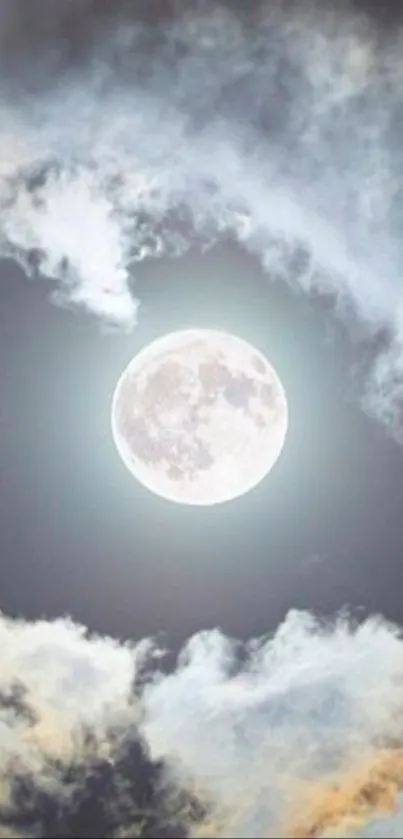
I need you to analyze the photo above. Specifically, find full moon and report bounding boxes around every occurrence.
[111,329,288,505]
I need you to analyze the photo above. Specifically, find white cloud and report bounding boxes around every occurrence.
[142,611,403,837]
[2,610,403,836]
[1,2,403,436]
[0,612,145,813]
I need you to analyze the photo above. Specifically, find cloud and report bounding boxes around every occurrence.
[1,0,403,435]
[142,611,403,837]
[0,613,150,835]
[2,610,403,836]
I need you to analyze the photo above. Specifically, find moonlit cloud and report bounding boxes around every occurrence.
[1,0,403,436]
[0,612,140,769]
[142,611,403,838]
[0,613,151,836]
[2,610,403,836]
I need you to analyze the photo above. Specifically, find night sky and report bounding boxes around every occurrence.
[2,1,403,838]
[2,240,403,645]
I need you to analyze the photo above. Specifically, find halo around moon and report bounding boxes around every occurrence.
[111,329,288,506]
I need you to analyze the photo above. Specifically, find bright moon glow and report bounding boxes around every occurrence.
[111,329,288,505]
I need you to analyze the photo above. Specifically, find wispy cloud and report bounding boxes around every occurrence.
[1,1,403,435]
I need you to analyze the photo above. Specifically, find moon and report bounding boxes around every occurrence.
[111,329,288,506]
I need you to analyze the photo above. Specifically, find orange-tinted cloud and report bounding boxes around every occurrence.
[285,749,403,838]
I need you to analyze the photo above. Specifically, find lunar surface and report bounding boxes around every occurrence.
[111,329,288,505]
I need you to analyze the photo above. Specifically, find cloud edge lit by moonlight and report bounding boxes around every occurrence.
[2,610,403,836]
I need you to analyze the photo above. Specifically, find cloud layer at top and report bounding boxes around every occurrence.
[1,0,403,436]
